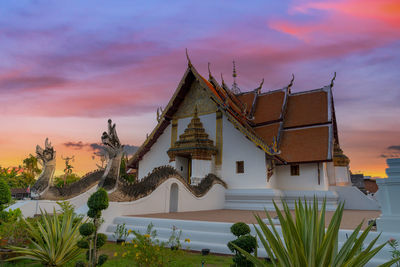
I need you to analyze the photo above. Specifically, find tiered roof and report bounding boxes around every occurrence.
[128,61,338,169]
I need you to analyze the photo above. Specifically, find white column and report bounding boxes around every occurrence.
[376,158,400,232]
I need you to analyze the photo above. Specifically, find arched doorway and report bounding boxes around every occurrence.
[169,183,179,212]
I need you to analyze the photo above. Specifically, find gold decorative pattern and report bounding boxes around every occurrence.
[333,142,350,166]
[173,81,217,119]
[168,108,217,161]
[215,110,223,165]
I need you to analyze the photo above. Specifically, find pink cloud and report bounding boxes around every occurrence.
[269,0,400,44]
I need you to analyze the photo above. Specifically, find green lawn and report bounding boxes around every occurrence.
[1,242,235,267]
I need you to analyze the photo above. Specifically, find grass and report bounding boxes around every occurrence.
[0,242,235,266]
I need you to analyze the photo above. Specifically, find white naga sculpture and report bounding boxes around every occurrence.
[98,119,124,190]
[31,138,56,198]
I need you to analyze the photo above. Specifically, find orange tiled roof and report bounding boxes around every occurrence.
[279,126,331,163]
[236,92,255,115]
[252,91,285,124]
[254,123,281,145]
[284,90,329,128]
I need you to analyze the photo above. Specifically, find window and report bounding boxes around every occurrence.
[236,161,244,174]
[290,164,300,176]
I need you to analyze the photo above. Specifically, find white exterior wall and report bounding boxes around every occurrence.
[100,177,226,232]
[335,166,351,185]
[138,124,172,180]
[221,116,268,189]
[192,159,212,182]
[274,162,329,191]
[326,161,336,185]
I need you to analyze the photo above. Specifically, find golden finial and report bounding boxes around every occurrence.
[185,48,192,67]
[193,105,198,117]
[330,72,336,88]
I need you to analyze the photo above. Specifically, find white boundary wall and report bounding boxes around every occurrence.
[99,177,226,232]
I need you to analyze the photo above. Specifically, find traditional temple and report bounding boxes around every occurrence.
[127,58,352,194]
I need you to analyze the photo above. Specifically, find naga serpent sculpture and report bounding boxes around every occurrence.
[31,138,56,198]
[98,119,124,190]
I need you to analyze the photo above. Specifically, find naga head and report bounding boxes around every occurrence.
[36,138,56,164]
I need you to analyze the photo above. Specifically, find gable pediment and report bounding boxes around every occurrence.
[173,79,218,119]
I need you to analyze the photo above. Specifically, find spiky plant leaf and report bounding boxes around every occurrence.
[7,207,84,266]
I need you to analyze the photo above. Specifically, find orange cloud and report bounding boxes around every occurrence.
[269,0,400,43]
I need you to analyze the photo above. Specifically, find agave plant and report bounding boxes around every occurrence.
[7,207,83,266]
[232,198,400,267]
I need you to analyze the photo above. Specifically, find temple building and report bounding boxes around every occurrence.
[128,59,353,194]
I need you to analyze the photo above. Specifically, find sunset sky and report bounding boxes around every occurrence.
[0,0,399,177]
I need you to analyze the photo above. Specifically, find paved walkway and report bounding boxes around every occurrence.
[129,209,381,230]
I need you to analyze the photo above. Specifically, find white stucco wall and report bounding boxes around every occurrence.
[221,116,269,189]
[100,177,226,232]
[138,124,172,180]
[335,166,351,185]
[326,161,336,185]
[192,159,212,180]
[6,185,98,218]
[274,162,329,191]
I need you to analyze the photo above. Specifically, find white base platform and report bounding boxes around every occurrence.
[224,189,339,211]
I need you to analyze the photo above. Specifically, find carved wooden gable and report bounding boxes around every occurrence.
[173,80,217,119]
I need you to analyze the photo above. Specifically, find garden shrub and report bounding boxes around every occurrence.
[0,179,11,209]
[78,188,109,266]
[228,222,257,267]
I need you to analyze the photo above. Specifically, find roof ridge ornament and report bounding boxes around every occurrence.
[185,48,192,67]
[255,78,264,94]
[208,62,212,79]
[287,74,295,94]
[330,72,336,88]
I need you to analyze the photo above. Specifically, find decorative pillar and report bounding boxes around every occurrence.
[376,158,400,232]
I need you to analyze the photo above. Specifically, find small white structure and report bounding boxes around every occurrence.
[376,158,400,232]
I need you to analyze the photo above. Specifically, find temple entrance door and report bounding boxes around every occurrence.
[169,183,178,212]
[175,156,192,184]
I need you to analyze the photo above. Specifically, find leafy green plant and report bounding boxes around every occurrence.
[54,173,81,188]
[228,222,257,267]
[119,155,136,183]
[232,198,400,267]
[7,207,83,266]
[114,223,129,241]
[168,225,183,250]
[77,188,109,266]
[389,239,400,267]
[0,179,11,209]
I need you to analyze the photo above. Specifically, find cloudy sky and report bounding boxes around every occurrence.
[0,0,399,176]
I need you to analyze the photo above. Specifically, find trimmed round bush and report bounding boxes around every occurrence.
[87,208,101,219]
[0,179,11,206]
[232,235,257,253]
[77,239,89,249]
[79,223,95,236]
[230,222,250,237]
[87,188,109,211]
[98,254,108,266]
[96,233,107,248]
